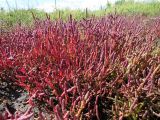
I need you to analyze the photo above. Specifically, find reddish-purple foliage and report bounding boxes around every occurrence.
[0,14,160,119]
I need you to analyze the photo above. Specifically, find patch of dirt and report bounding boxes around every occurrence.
[0,78,29,115]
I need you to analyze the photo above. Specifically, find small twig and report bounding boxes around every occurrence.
[150,107,160,117]
[107,97,123,104]
[129,97,138,113]
[142,110,148,119]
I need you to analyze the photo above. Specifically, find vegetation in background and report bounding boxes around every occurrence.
[107,0,160,16]
[1,0,160,29]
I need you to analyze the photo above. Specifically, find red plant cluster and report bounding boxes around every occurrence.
[0,15,160,119]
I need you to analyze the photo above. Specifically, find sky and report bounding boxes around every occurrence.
[0,0,116,12]
[0,0,153,12]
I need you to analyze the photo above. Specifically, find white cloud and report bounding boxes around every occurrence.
[36,0,117,12]
[36,2,55,12]
[58,0,116,10]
